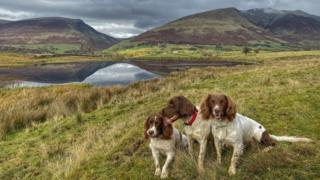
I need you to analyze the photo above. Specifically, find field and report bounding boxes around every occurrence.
[5,43,81,54]
[104,42,319,62]
[1,43,320,68]
[0,52,103,67]
[0,54,319,179]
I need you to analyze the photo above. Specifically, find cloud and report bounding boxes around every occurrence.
[0,8,35,20]
[0,0,320,38]
[89,21,145,38]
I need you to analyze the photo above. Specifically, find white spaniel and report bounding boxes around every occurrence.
[144,113,188,179]
[200,93,312,175]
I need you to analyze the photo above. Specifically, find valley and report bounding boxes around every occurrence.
[0,5,319,179]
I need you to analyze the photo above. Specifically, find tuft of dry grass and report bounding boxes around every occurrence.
[0,84,118,138]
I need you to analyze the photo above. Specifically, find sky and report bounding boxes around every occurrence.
[0,0,319,38]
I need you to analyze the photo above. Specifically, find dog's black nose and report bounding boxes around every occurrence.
[214,109,220,114]
[148,130,154,135]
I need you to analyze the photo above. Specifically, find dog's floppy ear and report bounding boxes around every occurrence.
[168,98,175,108]
[161,116,173,140]
[225,95,236,121]
[200,94,212,120]
[144,116,151,139]
[162,125,173,140]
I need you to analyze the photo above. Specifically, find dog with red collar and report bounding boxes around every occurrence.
[160,96,214,171]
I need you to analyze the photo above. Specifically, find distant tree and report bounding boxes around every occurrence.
[243,46,251,55]
[189,47,197,51]
[216,44,223,51]
[159,43,166,48]
[216,44,224,55]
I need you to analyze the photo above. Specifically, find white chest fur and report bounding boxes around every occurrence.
[150,138,176,153]
[184,117,212,141]
[149,128,180,154]
[212,119,242,145]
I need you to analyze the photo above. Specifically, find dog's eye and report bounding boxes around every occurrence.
[211,100,215,103]
[220,100,223,103]
[259,126,262,129]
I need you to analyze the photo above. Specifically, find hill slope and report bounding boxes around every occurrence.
[242,8,320,28]
[134,8,282,45]
[0,57,319,179]
[0,17,119,53]
[243,8,320,47]
[129,7,320,49]
[0,20,9,24]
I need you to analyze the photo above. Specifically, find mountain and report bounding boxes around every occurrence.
[131,7,320,48]
[134,8,283,45]
[0,19,10,24]
[243,8,320,46]
[243,8,320,28]
[266,14,320,44]
[0,17,119,53]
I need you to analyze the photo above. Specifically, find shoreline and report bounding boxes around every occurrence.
[0,59,253,87]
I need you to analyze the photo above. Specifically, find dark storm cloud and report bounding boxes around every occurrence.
[0,0,320,38]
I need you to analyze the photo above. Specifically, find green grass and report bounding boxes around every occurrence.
[0,52,104,67]
[0,57,319,179]
[104,42,320,63]
[6,43,81,54]
[0,42,319,67]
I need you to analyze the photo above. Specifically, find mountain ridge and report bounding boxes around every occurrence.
[0,19,10,24]
[133,7,283,46]
[131,7,320,48]
[0,17,119,53]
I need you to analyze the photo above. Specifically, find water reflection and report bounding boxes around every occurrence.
[6,63,159,88]
[83,63,159,86]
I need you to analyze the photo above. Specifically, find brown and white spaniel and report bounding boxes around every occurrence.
[144,113,188,179]
[159,96,213,171]
[201,93,312,175]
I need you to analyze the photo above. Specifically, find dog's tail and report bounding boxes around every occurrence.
[270,135,312,143]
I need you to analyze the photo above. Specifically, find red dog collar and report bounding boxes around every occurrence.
[184,110,198,126]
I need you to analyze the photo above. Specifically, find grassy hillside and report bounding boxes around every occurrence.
[0,56,319,179]
[106,7,320,53]
[129,7,320,49]
[104,42,320,62]
[0,17,119,53]
[133,8,283,46]
[2,43,82,54]
[0,52,105,67]
[4,48,320,68]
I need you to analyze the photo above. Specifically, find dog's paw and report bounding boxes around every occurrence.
[228,166,236,176]
[160,171,168,179]
[155,168,161,176]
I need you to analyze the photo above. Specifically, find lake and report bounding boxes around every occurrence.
[0,60,250,88]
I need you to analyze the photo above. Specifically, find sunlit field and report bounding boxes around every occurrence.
[0,55,319,179]
[104,42,320,62]
[0,52,102,67]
